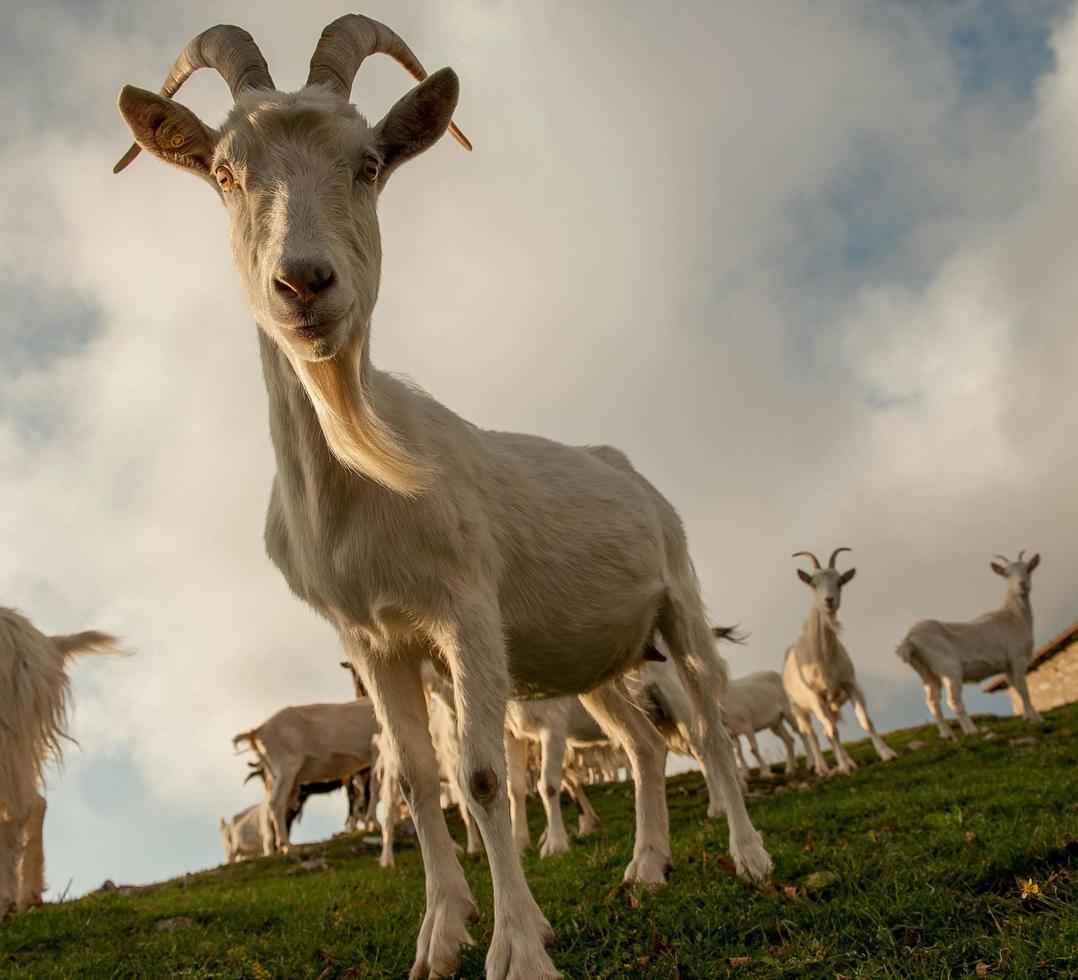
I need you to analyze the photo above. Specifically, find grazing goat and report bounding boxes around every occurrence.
[783,550,896,776]
[219,803,268,863]
[116,16,769,977]
[233,700,379,854]
[244,762,369,835]
[722,671,806,779]
[0,608,127,917]
[897,551,1042,737]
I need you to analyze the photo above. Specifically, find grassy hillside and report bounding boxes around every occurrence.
[3,705,1077,978]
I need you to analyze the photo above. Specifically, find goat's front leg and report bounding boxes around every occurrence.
[440,608,559,980]
[847,683,897,762]
[580,680,672,887]
[816,701,856,774]
[537,724,571,858]
[793,707,829,775]
[16,791,46,911]
[354,651,478,979]
[378,750,399,870]
[0,812,22,918]
[943,677,978,735]
[505,732,532,854]
[730,734,751,785]
[1008,666,1043,725]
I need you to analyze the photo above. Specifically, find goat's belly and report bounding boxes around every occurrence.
[961,656,1007,682]
[505,620,653,699]
[299,753,367,783]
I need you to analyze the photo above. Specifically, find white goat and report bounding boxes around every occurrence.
[722,671,805,780]
[219,803,269,863]
[117,16,769,977]
[897,551,1042,737]
[782,549,896,776]
[0,608,127,917]
[505,698,606,858]
[233,700,379,854]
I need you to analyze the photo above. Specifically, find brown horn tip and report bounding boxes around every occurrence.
[792,551,822,570]
[828,547,852,569]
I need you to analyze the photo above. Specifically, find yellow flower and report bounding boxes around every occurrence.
[1021,878,1040,899]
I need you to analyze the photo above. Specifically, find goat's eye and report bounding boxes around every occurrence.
[358,157,380,184]
[214,166,236,192]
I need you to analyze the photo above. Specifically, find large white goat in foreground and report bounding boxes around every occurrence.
[233,700,379,854]
[116,15,768,977]
[897,551,1042,737]
[783,549,896,776]
[0,608,127,917]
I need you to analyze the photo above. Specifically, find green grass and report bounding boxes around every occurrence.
[4,706,1078,978]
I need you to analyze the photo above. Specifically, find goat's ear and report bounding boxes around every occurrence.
[840,567,856,586]
[372,67,459,184]
[1026,553,1040,572]
[116,85,216,178]
[990,562,1007,577]
[796,568,813,585]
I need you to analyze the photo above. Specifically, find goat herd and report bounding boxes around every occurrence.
[0,13,1046,979]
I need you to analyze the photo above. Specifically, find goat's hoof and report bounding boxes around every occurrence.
[485,903,560,980]
[732,830,773,881]
[409,888,478,980]
[624,848,672,888]
[878,747,898,762]
[539,836,570,859]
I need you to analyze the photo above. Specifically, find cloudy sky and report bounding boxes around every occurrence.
[2,0,1076,897]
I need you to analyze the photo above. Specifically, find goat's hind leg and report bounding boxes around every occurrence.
[848,683,897,762]
[1009,666,1043,725]
[659,599,772,880]
[537,723,571,858]
[772,721,798,775]
[355,651,479,980]
[943,676,978,735]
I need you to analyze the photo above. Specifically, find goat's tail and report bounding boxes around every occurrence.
[232,730,260,754]
[51,630,131,661]
[895,638,916,665]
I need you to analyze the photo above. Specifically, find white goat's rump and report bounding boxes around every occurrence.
[0,608,127,916]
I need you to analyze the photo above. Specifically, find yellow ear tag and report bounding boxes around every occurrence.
[170,134,184,147]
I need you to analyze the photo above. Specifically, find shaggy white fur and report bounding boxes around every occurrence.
[0,608,127,917]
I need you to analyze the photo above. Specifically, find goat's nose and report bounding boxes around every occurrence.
[273,261,336,305]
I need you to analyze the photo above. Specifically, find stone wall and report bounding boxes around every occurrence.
[1007,640,1078,714]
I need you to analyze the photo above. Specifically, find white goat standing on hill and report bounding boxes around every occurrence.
[897,551,1042,737]
[783,549,897,776]
[116,16,769,977]
[722,670,806,780]
[0,608,128,917]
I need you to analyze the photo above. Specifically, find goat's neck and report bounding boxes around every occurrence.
[1001,589,1033,627]
[259,328,358,506]
[798,607,841,661]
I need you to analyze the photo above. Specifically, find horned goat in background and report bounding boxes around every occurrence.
[897,551,1042,737]
[116,15,768,977]
[782,549,896,776]
[0,608,128,917]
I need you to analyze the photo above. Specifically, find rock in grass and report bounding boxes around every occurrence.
[907,740,927,752]
[803,870,840,893]
[154,916,196,933]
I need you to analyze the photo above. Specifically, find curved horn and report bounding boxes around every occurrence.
[828,547,852,569]
[1017,549,1026,563]
[114,25,275,174]
[306,13,472,151]
[792,551,821,570]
